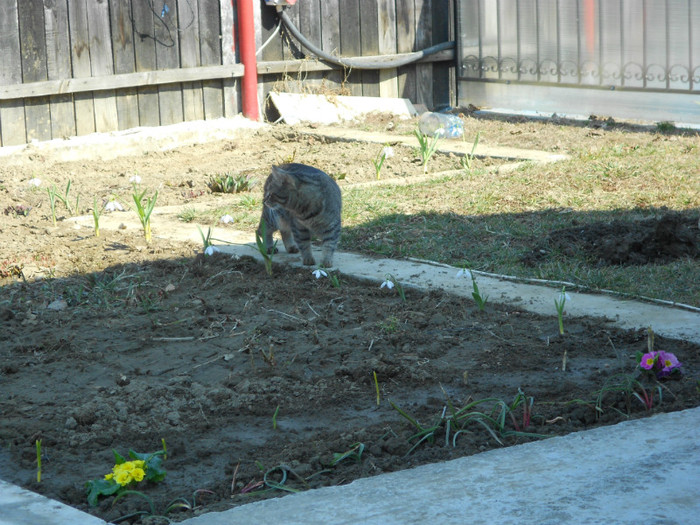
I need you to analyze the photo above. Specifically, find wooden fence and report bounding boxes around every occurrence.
[0,0,452,147]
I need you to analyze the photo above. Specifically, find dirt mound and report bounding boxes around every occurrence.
[524,213,699,266]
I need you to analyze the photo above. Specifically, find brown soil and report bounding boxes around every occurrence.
[523,212,699,266]
[0,119,698,524]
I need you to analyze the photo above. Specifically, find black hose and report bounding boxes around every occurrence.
[277,9,454,70]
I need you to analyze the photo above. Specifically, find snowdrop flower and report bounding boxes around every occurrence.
[312,269,328,279]
[381,146,394,159]
[220,214,234,224]
[380,279,395,290]
[27,178,42,187]
[455,268,472,280]
[556,289,571,306]
[129,175,142,184]
[204,246,220,256]
[104,200,124,212]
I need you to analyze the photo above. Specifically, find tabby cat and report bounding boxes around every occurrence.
[257,163,342,268]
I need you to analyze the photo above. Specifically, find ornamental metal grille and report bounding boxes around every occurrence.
[459,0,699,92]
[457,0,700,122]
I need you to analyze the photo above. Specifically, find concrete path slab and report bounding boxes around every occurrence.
[0,478,107,525]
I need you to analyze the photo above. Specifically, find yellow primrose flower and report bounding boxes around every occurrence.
[115,470,132,486]
[131,468,145,482]
[104,473,114,480]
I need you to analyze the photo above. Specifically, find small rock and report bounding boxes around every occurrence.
[65,417,78,430]
[46,299,67,311]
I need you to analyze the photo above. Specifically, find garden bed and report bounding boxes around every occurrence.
[0,116,698,523]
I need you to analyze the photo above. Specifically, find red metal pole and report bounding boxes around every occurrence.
[236,0,259,121]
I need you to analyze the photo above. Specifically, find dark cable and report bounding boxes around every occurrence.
[277,8,454,70]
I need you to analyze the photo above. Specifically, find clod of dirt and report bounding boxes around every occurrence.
[524,213,699,266]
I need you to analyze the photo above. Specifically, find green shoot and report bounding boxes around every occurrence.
[554,286,568,335]
[381,274,406,302]
[161,438,167,460]
[373,371,380,405]
[132,187,158,243]
[255,220,275,275]
[470,271,488,311]
[207,172,256,194]
[460,131,481,172]
[272,405,280,430]
[371,145,393,180]
[197,226,213,251]
[330,442,365,466]
[56,180,78,215]
[47,187,58,226]
[414,128,441,174]
[92,197,103,237]
[36,439,42,482]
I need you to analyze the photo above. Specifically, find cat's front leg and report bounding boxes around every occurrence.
[280,229,299,254]
[292,225,315,266]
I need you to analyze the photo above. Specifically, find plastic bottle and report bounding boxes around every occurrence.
[418,112,464,139]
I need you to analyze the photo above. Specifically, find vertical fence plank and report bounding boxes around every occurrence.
[339,0,363,95]
[110,0,140,130]
[86,0,119,132]
[45,0,76,139]
[220,0,240,117]
[155,0,184,125]
[69,0,96,135]
[415,0,434,108]
[0,0,26,146]
[298,0,324,93]
[396,0,417,101]
[19,0,52,141]
[360,0,380,96]
[320,0,343,92]
[260,2,283,113]
[378,0,399,97]
[132,0,160,127]
[431,0,451,108]
[199,0,224,119]
[181,0,205,121]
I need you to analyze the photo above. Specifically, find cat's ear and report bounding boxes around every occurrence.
[271,165,296,187]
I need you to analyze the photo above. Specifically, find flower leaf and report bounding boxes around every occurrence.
[85,479,120,507]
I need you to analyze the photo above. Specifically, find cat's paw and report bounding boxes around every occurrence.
[302,256,316,266]
[286,245,299,254]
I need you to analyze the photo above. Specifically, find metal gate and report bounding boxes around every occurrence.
[456,0,700,124]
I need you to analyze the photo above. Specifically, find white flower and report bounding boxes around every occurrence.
[312,269,328,279]
[104,200,124,212]
[204,246,220,256]
[456,268,472,280]
[220,214,234,224]
[27,178,42,187]
[381,146,394,159]
[380,279,395,290]
[557,290,571,304]
[129,175,142,184]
